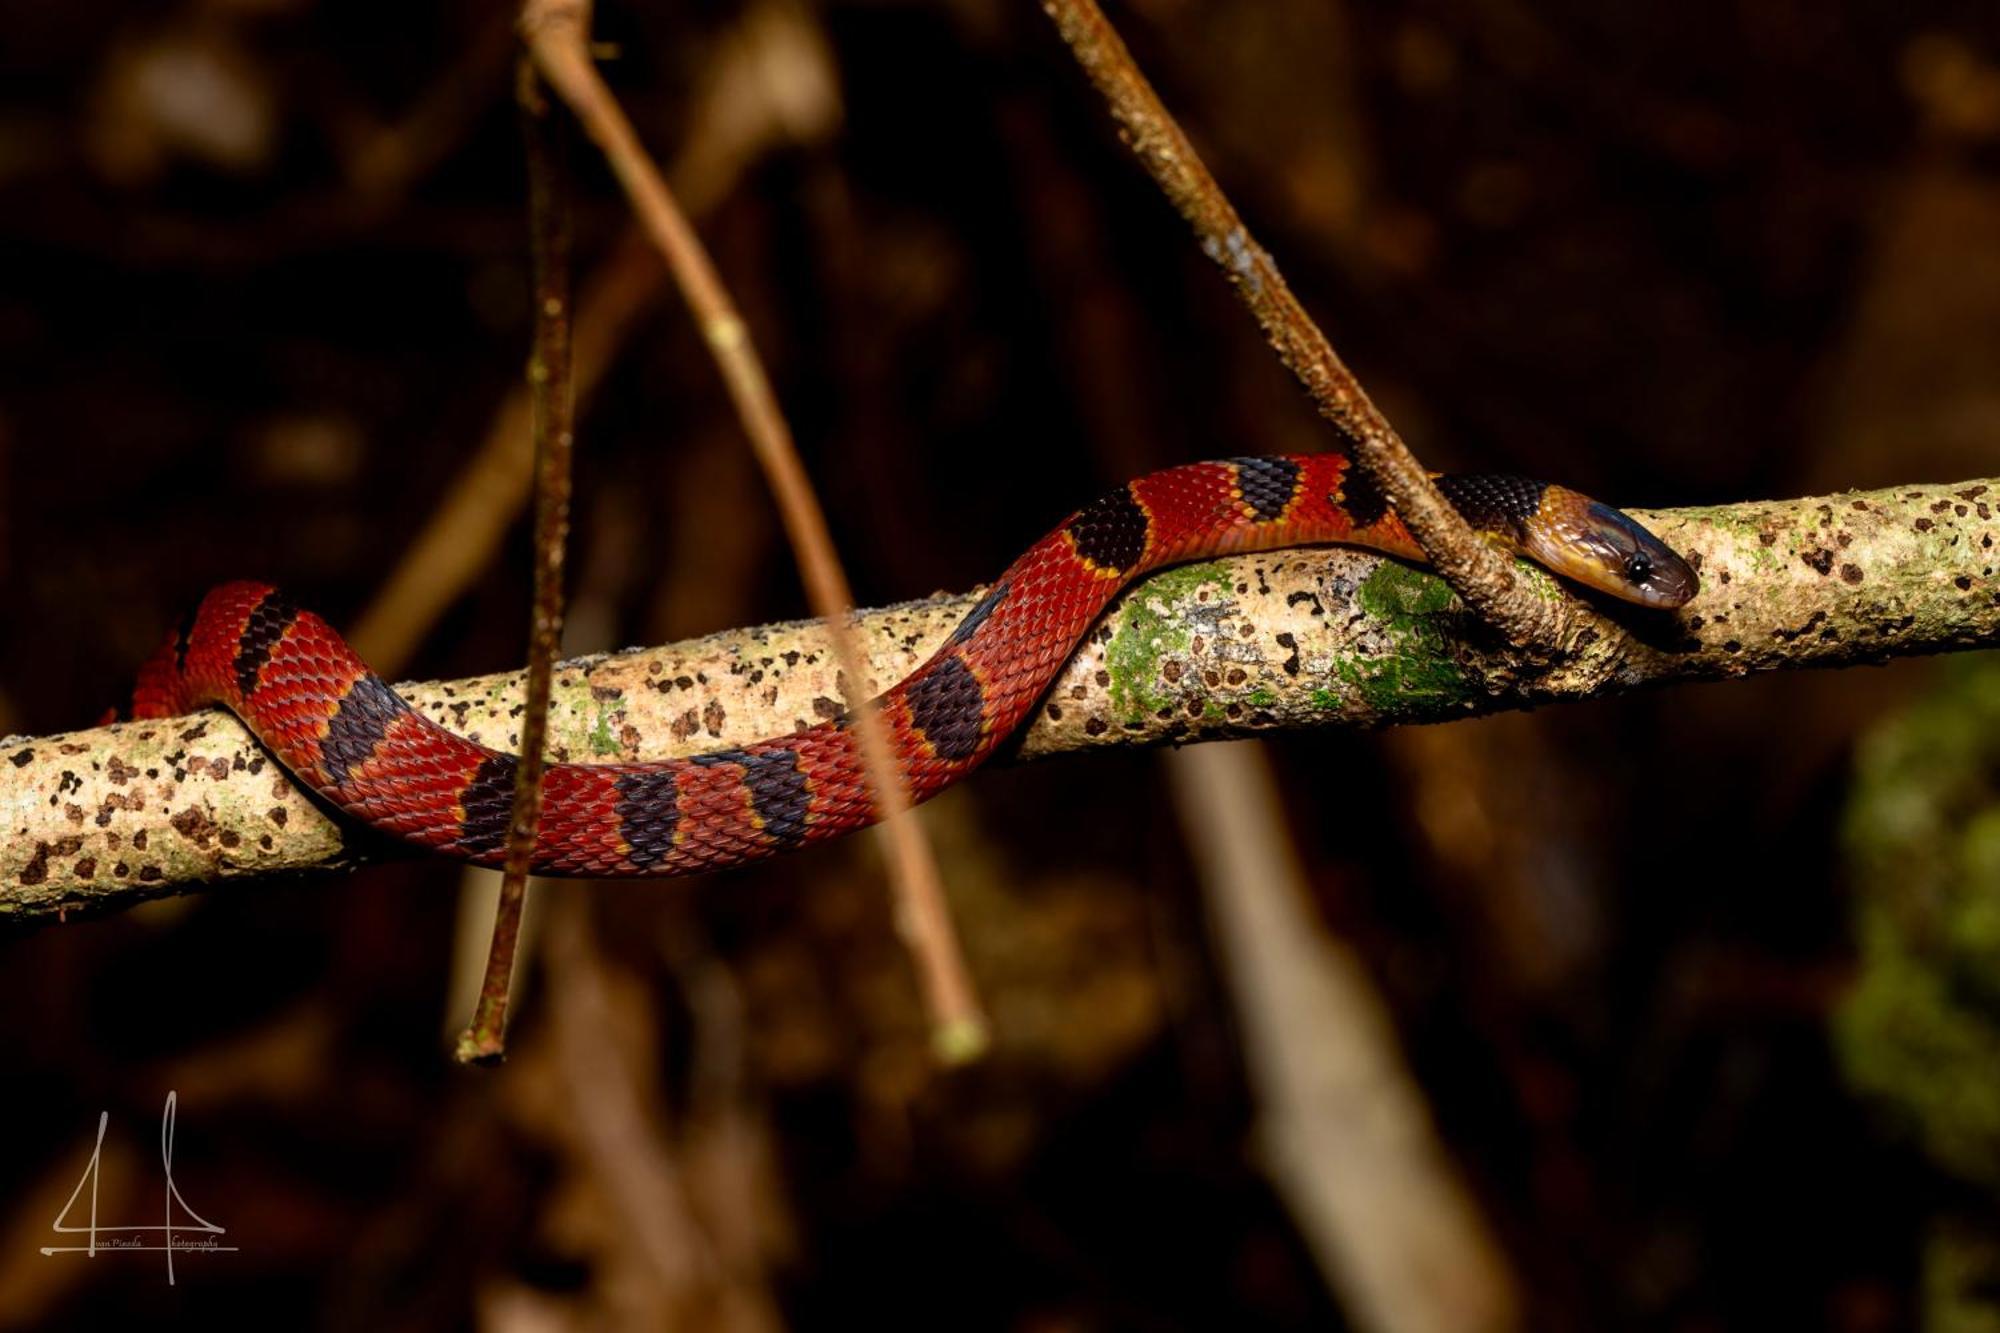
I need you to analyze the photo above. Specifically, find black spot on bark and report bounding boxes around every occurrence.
[1275,632,1301,677]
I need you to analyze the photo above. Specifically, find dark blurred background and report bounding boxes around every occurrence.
[3,0,1999,1328]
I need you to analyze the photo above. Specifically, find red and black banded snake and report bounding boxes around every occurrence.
[130,453,1696,876]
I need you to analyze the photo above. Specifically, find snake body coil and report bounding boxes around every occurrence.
[132,453,1695,876]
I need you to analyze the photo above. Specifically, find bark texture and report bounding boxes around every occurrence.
[3,477,1995,922]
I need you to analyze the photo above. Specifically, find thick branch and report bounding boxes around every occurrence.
[5,478,1995,922]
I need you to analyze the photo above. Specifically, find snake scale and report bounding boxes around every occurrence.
[131,453,1697,876]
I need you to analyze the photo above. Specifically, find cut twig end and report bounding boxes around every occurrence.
[932,1017,993,1067]
[452,1015,512,1067]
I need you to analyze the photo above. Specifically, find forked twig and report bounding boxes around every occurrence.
[521,0,987,1062]
[1039,0,1564,648]
[454,63,578,1064]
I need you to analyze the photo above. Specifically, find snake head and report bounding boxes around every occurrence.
[1522,489,1700,609]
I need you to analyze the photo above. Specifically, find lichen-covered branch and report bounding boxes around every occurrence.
[4,477,1995,923]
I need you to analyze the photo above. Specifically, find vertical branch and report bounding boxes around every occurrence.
[455,61,578,1065]
[521,0,986,1062]
[1038,0,1563,648]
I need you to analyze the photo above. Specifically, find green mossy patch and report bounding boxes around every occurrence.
[588,707,621,756]
[1838,655,2000,1190]
[1927,1217,2000,1333]
[1103,563,1234,719]
[1325,563,1478,717]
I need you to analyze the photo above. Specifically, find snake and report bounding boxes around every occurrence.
[131,453,1697,877]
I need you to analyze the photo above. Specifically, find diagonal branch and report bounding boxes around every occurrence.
[6,478,1996,925]
[520,0,986,1062]
[1039,0,1564,647]
[348,0,840,675]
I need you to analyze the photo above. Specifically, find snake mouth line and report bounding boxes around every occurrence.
[1519,489,1700,609]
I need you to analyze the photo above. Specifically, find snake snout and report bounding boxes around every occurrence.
[1525,494,1700,609]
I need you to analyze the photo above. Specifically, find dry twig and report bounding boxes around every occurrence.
[349,0,839,673]
[1039,0,1563,647]
[454,65,579,1064]
[520,0,985,1061]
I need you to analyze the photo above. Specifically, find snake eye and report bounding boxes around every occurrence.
[1519,493,1700,607]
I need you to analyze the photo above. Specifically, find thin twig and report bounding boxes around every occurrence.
[1039,0,1564,648]
[520,0,987,1062]
[350,0,841,674]
[351,227,658,673]
[454,62,577,1065]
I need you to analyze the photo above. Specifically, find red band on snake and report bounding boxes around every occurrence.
[129,453,1696,877]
